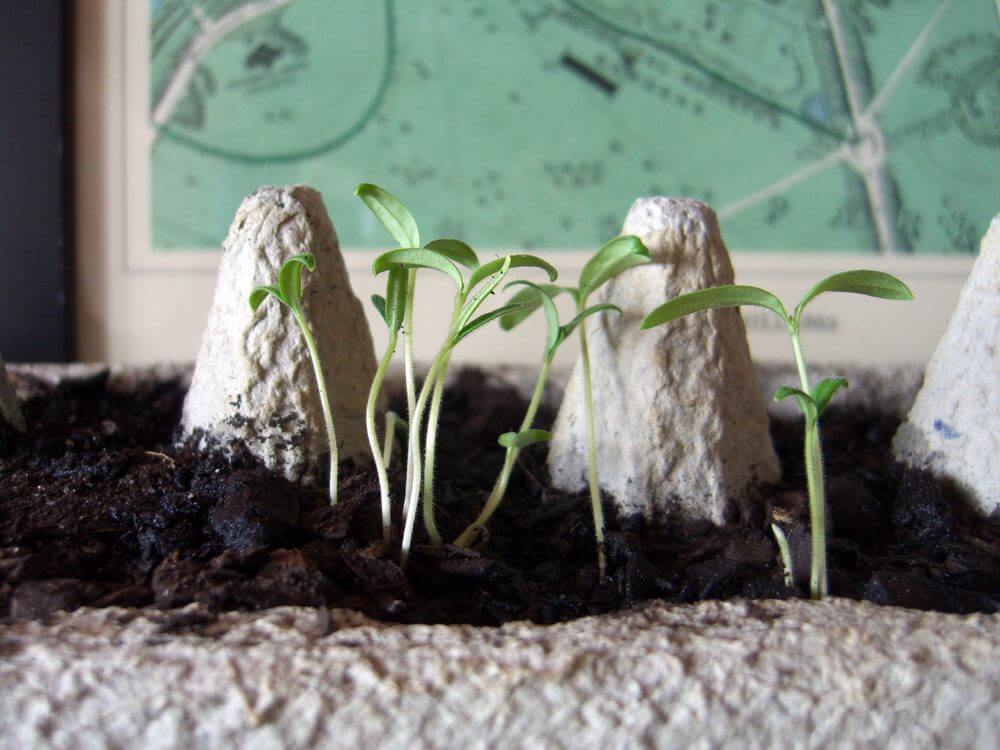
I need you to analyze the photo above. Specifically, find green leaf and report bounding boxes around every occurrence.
[458,257,511,330]
[498,283,567,331]
[249,285,283,311]
[354,183,420,248]
[795,270,913,322]
[383,267,408,333]
[453,303,533,344]
[276,253,315,309]
[502,281,563,355]
[774,385,817,423]
[466,254,557,291]
[498,429,551,449]
[371,294,388,324]
[812,376,848,416]
[562,303,622,338]
[372,248,463,289]
[641,285,789,330]
[578,235,649,299]
[425,238,480,269]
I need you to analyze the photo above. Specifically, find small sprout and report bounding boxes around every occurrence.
[453,278,622,549]
[771,523,794,589]
[455,237,648,574]
[249,253,340,505]
[642,269,913,598]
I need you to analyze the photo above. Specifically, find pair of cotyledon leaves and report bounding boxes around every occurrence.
[488,236,652,448]
[249,253,316,314]
[640,269,913,421]
[497,233,651,357]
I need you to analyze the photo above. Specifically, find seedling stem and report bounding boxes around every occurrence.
[578,315,606,576]
[293,307,339,505]
[366,329,398,545]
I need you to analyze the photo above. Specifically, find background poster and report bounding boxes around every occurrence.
[77,0,998,364]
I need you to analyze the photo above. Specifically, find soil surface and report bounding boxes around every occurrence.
[1,367,997,625]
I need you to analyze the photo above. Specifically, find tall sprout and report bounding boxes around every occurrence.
[453,280,620,548]
[566,236,650,575]
[354,184,424,527]
[366,267,408,544]
[642,270,913,598]
[249,253,340,504]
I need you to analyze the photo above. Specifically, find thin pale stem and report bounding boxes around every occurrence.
[421,292,465,547]
[401,271,418,518]
[421,351,451,547]
[790,327,811,392]
[454,355,552,547]
[293,308,338,505]
[365,331,397,545]
[804,421,828,599]
[579,318,606,577]
[789,326,828,598]
[399,353,445,569]
[382,412,399,468]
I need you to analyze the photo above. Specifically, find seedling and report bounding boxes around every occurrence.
[462,237,647,572]
[641,270,913,598]
[355,184,423,537]
[249,253,340,504]
[452,280,621,548]
[365,265,409,544]
[556,237,651,575]
[373,247,557,566]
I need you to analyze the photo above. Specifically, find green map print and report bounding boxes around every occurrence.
[150,0,999,253]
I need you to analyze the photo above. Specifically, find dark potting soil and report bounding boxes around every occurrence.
[0,367,997,626]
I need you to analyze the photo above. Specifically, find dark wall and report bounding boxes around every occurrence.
[0,0,71,362]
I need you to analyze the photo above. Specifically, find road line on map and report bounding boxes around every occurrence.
[717,148,847,221]
[863,0,952,119]
[152,0,295,129]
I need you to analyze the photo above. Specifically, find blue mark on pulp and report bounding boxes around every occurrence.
[933,419,961,440]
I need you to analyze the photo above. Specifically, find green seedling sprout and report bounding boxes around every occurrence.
[365,265,409,544]
[458,235,649,576]
[249,253,340,504]
[641,270,913,598]
[372,247,557,566]
[554,236,651,575]
[453,280,621,548]
[355,184,423,539]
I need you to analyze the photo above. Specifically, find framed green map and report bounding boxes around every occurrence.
[144,0,999,257]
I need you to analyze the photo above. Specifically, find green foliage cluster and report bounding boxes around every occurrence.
[641,271,913,598]
[355,184,647,569]
[250,183,912,598]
